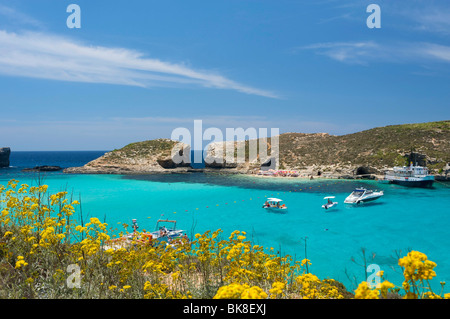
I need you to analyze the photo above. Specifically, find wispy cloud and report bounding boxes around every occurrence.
[395,3,450,36]
[300,41,450,66]
[301,41,381,64]
[0,29,278,98]
[0,4,43,28]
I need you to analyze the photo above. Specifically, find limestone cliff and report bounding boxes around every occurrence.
[64,121,450,177]
[64,139,190,174]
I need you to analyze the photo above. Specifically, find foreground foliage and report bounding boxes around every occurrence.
[0,180,448,299]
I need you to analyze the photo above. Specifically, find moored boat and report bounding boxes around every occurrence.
[262,198,288,210]
[322,196,338,209]
[344,188,383,204]
[384,163,434,188]
[103,219,187,250]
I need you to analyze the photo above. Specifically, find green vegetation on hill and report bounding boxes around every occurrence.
[279,121,450,171]
[107,139,178,161]
[86,121,449,173]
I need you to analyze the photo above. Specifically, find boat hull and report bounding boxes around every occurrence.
[322,202,337,209]
[358,195,382,203]
[388,179,434,188]
[263,207,288,211]
[344,195,383,204]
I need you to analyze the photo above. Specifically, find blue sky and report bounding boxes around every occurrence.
[0,0,449,150]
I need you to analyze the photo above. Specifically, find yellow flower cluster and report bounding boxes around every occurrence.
[213,283,267,299]
[354,281,380,299]
[396,250,440,299]
[15,256,28,269]
[269,281,285,298]
[398,251,437,282]
[143,281,191,299]
[294,273,344,299]
[353,279,396,299]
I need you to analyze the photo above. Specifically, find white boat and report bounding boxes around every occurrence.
[322,196,338,209]
[262,198,288,210]
[344,188,384,204]
[384,162,434,188]
[103,219,187,250]
[149,219,186,243]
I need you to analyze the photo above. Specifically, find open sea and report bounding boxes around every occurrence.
[1,151,450,292]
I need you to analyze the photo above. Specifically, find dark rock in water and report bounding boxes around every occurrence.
[204,157,238,169]
[22,165,62,172]
[0,147,11,168]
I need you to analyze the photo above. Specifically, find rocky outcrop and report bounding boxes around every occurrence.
[64,139,191,174]
[0,147,11,168]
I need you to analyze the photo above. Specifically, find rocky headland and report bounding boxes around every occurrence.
[64,139,190,174]
[64,121,450,180]
[0,147,11,168]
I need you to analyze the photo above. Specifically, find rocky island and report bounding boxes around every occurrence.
[64,121,450,180]
[0,147,11,168]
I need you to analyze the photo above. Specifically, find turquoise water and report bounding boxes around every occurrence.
[1,169,449,292]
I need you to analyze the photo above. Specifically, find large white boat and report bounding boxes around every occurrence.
[344,188,384,204]
[384,163,434,188]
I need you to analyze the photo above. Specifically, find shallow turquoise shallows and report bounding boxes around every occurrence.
[1,171,449,292]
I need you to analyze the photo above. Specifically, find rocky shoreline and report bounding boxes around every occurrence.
[63,162,450,181]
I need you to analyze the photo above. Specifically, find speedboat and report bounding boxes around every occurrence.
[322,196,338,209]
[344,188,383,204]
[262,198,288,210]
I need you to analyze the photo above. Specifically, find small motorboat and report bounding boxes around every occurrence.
[344,187,383,204]
[322,196,338,210]
[262,198,288,210]
[103,219,187,250]
[149,219,186,243]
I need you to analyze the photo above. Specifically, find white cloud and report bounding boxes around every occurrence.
[301,41,381,64]
[0,4,43,28]
[300,41,450,66]
[398,4,450,35]
[422,43,450,62]
[0,30,278,98]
